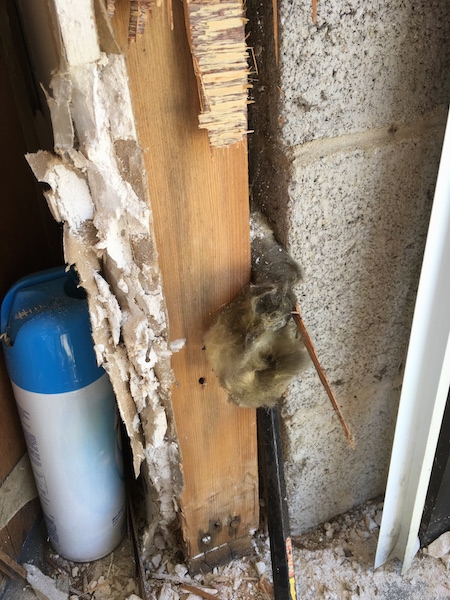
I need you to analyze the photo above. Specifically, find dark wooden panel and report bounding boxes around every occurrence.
[0,2,62,562]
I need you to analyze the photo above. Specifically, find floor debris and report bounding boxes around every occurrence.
[292,498,450,599]
[24,564,68,600]
[4,498,450,599]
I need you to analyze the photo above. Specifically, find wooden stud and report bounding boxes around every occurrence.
[112,0,258,566]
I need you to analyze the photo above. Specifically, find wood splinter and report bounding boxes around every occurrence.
[180,582,222,599]
[292,302,355,450]
[0,549,27,581]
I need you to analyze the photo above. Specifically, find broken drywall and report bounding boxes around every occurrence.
[24,0,183,547]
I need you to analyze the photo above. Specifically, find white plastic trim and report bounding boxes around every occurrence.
[375,109,450,573]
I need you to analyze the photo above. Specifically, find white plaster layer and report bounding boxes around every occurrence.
[26,6,182,545]
[27,152,94,228]
[52,0,100,66]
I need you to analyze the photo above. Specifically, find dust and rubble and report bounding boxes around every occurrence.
[292,498,450,600]
[2,530,273,600]
[5,498,450,600]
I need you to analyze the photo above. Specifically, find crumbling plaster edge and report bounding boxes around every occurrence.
[25,0,184,549]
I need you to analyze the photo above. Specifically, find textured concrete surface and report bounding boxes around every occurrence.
[250,0,450,534]
[279,0,450,146]
[281,125,444,532]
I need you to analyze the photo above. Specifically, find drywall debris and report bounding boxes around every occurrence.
[26,1,182,545]
[27,151,94,228]
[159,582,180,600]
[169,338,186,353]
[184,0,250,148]
[24,563,68,600]
[43,76,74,152]
[255,561,266,576]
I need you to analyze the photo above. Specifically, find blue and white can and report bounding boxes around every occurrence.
[1,267,126,562]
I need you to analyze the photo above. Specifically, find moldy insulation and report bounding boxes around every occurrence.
[26,0,183,547]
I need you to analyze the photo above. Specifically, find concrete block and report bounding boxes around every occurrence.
[282,380,399,533]
[278,126,444,533]
[279,0,450,146]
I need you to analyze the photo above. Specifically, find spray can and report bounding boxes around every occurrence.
[0,267,126,562]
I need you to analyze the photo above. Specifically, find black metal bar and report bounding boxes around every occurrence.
[420,387,450,547]
[258,405,297,600]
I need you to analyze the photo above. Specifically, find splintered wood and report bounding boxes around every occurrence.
[105,0,116,18]
[292,302,355,450]
[184,0,250,148]
[105,0,154,41]
[129,0,153,42]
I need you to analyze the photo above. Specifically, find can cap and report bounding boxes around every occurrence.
[1,267,104,393]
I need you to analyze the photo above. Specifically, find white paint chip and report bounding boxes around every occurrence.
[26,151,94,229]
[169,339,186,353]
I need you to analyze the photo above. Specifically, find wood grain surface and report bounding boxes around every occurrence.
[113,0,258,561]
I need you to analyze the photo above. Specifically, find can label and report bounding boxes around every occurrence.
[12,374,126,562]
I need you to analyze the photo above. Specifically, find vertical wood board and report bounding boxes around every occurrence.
[112,1,258,561]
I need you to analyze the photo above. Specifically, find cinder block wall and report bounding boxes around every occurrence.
[250,0,450,533]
